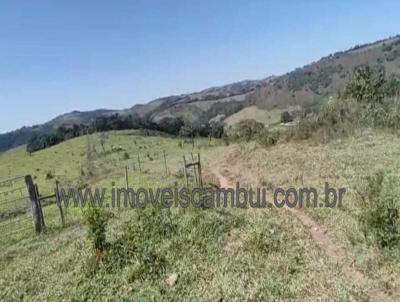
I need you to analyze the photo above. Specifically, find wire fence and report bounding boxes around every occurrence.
[0,176,34,246]
[0,174,83,248]
[0,144,204,248]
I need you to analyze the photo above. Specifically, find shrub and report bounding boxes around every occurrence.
[123,152,130,160]
[256,128,280,147]
[285,98,358,142]
[45,171,54,180]
[107,207,173,280]
[386,74,400,97]
[285,113,317,141]
[84,207,111,252]
[280,111,294,123]
[357,171,400,249]
[228,119,265,142]
[344,66,386,104]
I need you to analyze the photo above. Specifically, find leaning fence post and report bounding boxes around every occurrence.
[34,184,45,229]
[55,181,65,227]
[25,175,42,234]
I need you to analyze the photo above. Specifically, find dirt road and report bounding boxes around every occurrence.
[213,169,394,302]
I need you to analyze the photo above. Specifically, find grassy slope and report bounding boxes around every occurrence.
[0,130,365,301]
[224,105,300,127]
[250,36,400,110]
[217,129,400,299]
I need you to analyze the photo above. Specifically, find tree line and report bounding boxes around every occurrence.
[26,113,225,153]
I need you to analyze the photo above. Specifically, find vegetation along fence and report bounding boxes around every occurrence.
[0,148,206,246]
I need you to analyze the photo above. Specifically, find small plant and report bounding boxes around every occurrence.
[45,171,54,180]
[123,152,130,160]
[84,207,111,252]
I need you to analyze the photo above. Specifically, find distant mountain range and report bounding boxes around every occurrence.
[1,35,400,152]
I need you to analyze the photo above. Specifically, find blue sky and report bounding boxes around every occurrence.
[1,0,400,133]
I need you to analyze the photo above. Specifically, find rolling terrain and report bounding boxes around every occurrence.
[1,128,399,300]
[2,35,400,152]
[1,33,400,299]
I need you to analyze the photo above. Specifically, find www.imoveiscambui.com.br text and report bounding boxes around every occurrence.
[56,182,346,209]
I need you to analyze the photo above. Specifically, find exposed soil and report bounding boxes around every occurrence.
[213,168,394,302]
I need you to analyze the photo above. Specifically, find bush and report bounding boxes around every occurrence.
[280,111,293,123]
[123,152,130,160]
[107,207,173,280]
[344,66,386,104]
[84,207,111,252]
[256,128,280,147]
[228,119,265,142]
[285,113,317,141]
[45,171,54,180]
[285,98,357,142]
[357,171,400,249]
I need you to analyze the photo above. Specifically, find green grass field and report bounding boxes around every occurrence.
[224,105,300,127]
[218,129,400,300]
[0,129,398,301]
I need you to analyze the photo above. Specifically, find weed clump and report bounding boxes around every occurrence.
[356,171,400,249]
[107,207,174,280]
[123,152,130,160]
[226,119,280,147]
[45,170,54,180]
[84,207,111,252]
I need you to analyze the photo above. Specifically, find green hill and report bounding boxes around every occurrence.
[1,35,400,152]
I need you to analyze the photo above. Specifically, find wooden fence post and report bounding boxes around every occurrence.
[163,150,168,177]
[125,166,131,205]
[34,184,45,229]
[183,156,189,187]
[125,166,129,189]
[197,153,203,187]
[55,181,65,227]
[25,175,42,234]
[191,152,198,186]
[138,153,142,173]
